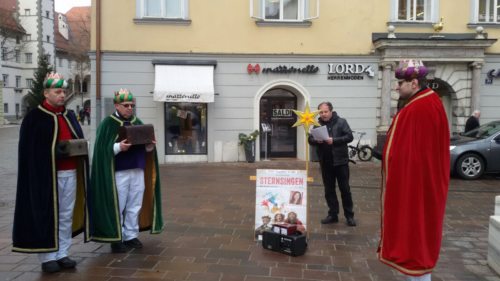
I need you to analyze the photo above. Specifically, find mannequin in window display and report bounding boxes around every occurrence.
[178,108,192,153]
[189,110,201,153]
[167,105,181,153]
[199,106,207,148]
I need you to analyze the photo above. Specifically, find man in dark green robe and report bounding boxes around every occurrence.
[89,89,163,253]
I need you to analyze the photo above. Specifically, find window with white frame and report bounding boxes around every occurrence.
[15,76,21,88]
[1,48,7,61]
[250,0,319,21]
[472,0,500,23]
[2,74,8,86]
[391,0,438,22]
[25,53,32,64]
[26,78,33,88]
[139,0,188,19]
[15,50,20,63]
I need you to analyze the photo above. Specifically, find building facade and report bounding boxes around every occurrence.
[90,0,500,163]
[0,0,90,123]
[55,7,91,115]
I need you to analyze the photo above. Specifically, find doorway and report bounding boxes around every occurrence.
[259,89,297,158]
[428,78,453,134]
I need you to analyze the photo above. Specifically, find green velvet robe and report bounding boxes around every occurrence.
[88,114,163,242]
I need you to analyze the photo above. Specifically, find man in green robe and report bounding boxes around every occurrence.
[89,89,163,253]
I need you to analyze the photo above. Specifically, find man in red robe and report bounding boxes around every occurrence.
[377,60,450,281]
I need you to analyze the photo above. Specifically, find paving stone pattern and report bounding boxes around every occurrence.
[0,125,499,280]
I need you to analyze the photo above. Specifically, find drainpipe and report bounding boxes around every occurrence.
[95,0,102,124]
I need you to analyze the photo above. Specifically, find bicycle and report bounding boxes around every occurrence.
[348,131,373,162]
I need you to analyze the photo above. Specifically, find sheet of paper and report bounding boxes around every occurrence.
[310,126,329,141]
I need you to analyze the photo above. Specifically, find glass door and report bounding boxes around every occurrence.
[260,89,297,158]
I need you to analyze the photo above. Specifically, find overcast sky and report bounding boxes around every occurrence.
[55,0,91,13]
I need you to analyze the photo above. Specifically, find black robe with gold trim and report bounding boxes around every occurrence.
[12,105,89,253]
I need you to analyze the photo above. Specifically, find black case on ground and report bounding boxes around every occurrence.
[262,230,307,257]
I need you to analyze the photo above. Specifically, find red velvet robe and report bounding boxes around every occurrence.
[378,87,450,276]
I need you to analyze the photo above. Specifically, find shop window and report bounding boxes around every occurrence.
[138,0,188,19]
[390,0,438,22]
[473,0,500,23]
[164,103,207,155]
[250,0,319,22]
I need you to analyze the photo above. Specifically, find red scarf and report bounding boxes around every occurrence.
[42,100,77,170]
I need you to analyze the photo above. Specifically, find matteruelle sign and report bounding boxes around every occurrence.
[254,169,308,241]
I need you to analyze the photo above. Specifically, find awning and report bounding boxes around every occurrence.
[153,65,215,103]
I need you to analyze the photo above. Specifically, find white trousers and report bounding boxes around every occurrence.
[115,168,145,241]
[39,170,77,263]
[406,273,431,281]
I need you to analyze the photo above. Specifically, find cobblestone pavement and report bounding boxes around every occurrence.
[0,125,499,281]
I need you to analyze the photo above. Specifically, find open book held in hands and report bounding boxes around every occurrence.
[310,126,330,141]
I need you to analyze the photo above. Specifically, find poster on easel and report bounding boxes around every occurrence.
[254,169,307,241]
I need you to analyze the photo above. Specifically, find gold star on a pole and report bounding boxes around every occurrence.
[292,102,320,134]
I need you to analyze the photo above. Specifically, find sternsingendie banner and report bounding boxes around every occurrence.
[254,169,307,241]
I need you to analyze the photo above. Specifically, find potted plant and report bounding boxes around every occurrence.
[239,130,259,163]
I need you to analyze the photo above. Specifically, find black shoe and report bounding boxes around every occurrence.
[321,215,339,224]
[111,242,129,253]
[346,217,357,227]
[123,238,143,249]
[41,260,60,273]
[56,257,76,269]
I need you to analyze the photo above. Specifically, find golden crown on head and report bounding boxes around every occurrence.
[113,88,134,103]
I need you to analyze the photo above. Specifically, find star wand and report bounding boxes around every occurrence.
[292,102,320,175]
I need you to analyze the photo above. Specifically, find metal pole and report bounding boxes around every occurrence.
[263,132,269,161]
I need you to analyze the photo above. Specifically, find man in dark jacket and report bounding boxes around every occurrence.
[464,110,480,133]
[308,101,356,226]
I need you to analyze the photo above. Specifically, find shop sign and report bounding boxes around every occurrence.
[272,108,293,118]
[327,63,375,80]
[486,68,500,84]
[427,81,440,90]
[261,65,319,74]
[487,68,500,79]
[248,64,261,74]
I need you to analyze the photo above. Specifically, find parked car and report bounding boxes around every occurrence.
[450,121,500,179]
